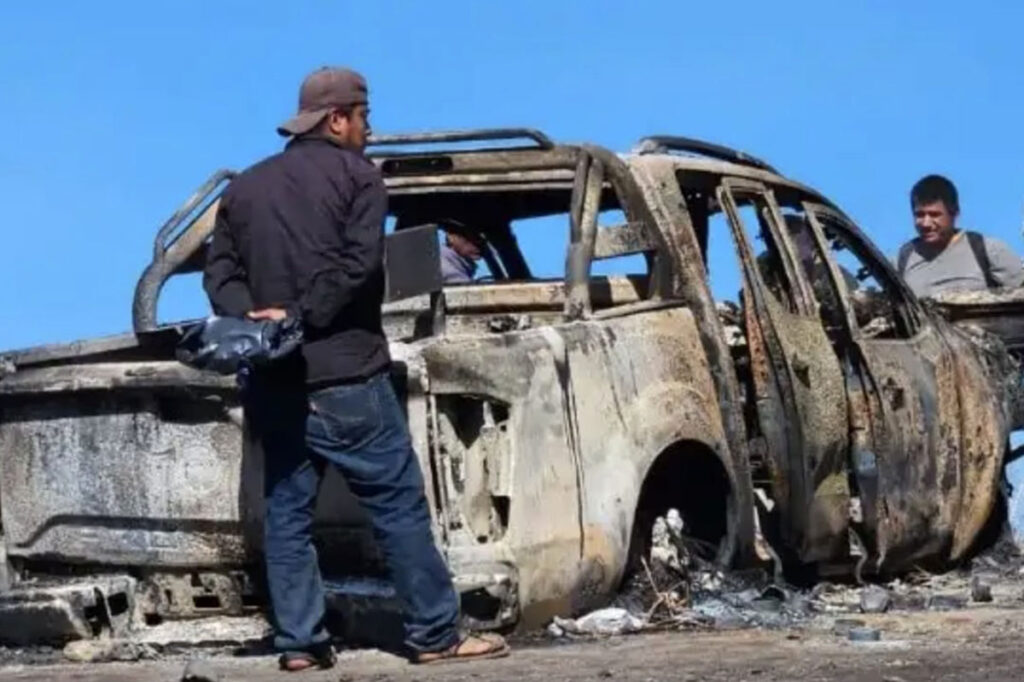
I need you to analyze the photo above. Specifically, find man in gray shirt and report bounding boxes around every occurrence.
[896,174,1023,298]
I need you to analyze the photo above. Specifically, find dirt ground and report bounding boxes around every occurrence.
[2,605,1024,682]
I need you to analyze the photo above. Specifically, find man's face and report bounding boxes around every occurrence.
[913,199,957,246]
[327,104,371,151]
[447,232,482,260]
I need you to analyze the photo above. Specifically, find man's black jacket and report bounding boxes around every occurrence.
[203,135,390,386]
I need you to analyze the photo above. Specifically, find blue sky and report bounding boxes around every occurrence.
[1,0,1023,349]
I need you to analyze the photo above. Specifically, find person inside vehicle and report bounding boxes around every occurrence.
[896,174,1023,298]
[439,219,486,284]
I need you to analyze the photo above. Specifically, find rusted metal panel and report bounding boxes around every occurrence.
[717,182,850,563]
[853,328,962,568]
[628,156,757,564]
[592,223,657,260]
[936,289,1024,357]
[385,170,577,190]
[375,147,580,177]
[444,277,647,313]
[945,327,1007,559]
[561,306,738,575]
[565,154,604,320]
[802,204,1008,571]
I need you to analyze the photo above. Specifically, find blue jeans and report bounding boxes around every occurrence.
[247,370,460,654]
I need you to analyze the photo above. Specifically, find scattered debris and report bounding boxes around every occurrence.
[558,511,1024,644]
[62,639,157,663]
[180,659,222,682]
[133,615,271,651]
[0,576,136,646]
[860,585,892,613]
[583,510,819,637]
[971,576,994,603]
[650,511,688,575]
[0,644,61,667]
[891,589,928,611]
[848,626,881,643]
[927,594,968,611]
[550,608,646,637]
[832,618,866,636]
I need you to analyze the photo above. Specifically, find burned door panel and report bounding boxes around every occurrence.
[943,330,1006,559]
[803,206,996,569]
[718,182,850,563]
[854,331,962,566]
[759,301,850,560]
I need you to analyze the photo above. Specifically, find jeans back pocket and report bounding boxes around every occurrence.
[308,380,382,449]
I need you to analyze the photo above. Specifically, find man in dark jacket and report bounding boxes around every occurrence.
[204,67,507,671]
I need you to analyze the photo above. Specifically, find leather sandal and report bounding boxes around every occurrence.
[278,643,337,672]
[414,633,510,665]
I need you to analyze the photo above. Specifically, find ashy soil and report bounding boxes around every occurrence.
[2,607,1024,681]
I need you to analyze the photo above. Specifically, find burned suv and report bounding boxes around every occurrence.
[0,129,1010,643]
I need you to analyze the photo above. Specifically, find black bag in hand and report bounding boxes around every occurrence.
[175,315,303,375]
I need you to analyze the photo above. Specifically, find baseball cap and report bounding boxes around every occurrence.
[276,66,368,137]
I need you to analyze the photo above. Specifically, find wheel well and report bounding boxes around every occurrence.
[624,440,734,578]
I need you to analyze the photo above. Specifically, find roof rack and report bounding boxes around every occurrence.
[367,127,555,153]
[632,135,777,173]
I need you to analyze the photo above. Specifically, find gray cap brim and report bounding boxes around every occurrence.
[276,107,331,137]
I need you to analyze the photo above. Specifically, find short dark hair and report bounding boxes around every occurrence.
[911,174,959,214]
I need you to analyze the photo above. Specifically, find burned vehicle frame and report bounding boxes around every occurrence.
[0,128,1011,644]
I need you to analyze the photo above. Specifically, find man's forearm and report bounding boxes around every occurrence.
[203,210,254,316]
[205,278,255,317]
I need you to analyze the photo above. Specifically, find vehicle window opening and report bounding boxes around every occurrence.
[388,185,629,285]
[776,206,849,337]
[700,189,798,316]
[731,194,798,315]
[433,221,500,282]
[811,213,914,340]
[678,185,759,438]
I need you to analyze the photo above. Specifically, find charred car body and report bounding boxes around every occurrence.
[0,129,1013,643]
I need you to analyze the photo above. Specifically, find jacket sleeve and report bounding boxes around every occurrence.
[203,197,254,317]
[296,165,387,329]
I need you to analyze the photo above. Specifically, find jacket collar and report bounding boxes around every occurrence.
[286,134,361,155]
